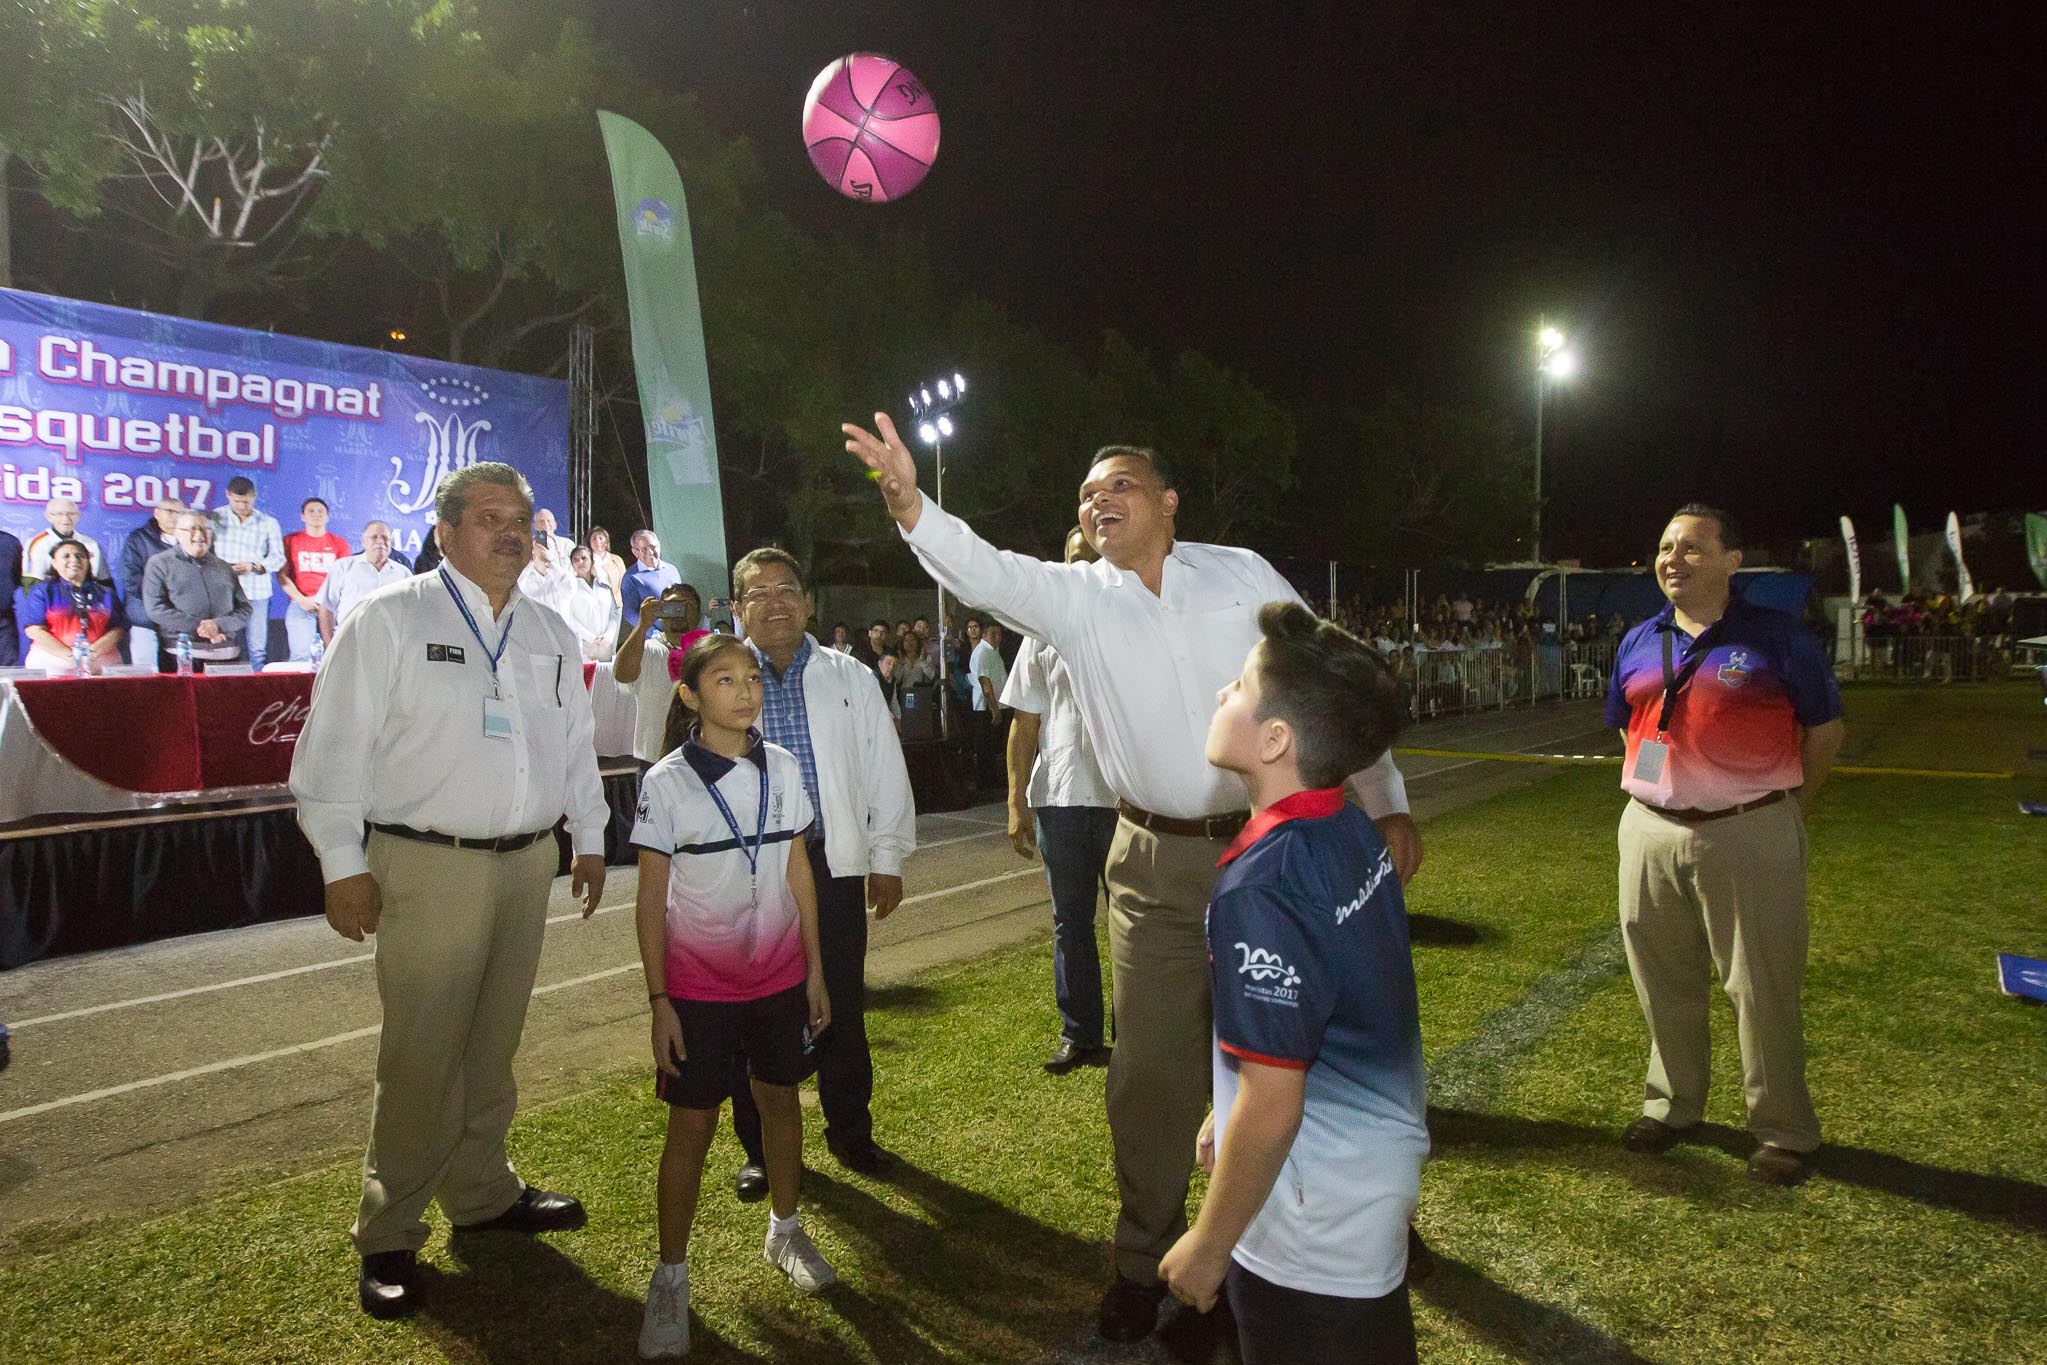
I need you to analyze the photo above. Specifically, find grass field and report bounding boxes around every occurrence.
[3,686,2043,1363]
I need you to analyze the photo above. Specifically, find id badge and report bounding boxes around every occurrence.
[1633,738,1668,783]
[482,695,516,741]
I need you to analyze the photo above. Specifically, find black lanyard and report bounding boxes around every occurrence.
[1656,623,1719,737]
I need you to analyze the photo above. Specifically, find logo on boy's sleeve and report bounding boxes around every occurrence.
[1234,942,1302,1006]
[635,792,652,824]
[425,643,467,664]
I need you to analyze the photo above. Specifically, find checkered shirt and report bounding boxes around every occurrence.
[753,634,824,842]
[210,508,285,600]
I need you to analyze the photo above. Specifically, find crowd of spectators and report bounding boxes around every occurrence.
[1855,587,2026,680]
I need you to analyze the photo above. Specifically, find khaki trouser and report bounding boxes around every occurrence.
[352,832,557,1254]
[1618,796,1820,1152]
[1104,816,1232,1283]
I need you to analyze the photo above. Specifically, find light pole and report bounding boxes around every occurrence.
[1533,322,1577,563]
[908,371,966,737]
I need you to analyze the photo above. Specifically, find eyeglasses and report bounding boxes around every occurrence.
[739,583,805,606]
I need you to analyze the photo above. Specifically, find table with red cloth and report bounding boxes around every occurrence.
[0,665,643,966]
[0,662,637,824]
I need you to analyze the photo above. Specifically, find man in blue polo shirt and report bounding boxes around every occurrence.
[621,530,682,633]
[1161,602,1425,1364]
[1606,503,1843,1187]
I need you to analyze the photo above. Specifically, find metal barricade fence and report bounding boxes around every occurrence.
[1840,634,2014,684]
[1393,639,1618,722]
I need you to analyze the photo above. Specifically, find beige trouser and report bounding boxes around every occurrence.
[352,832,557,1254]
[1619,796,1820,1153]
[1103,816,1232,1283]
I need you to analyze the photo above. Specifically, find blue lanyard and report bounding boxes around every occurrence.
[699,749,770,903]
[439,568,516,691]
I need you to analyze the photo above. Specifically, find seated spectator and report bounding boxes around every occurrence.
[21,540,128,673]
[586,525,628,607]
[829,622,854,653]
[316,523,411,639]
[559,546,620,661]
[23,496,107,583]
[0,526,20,666]
[117,496,186,665]
[517,537,577,616]
[142,512,251,668]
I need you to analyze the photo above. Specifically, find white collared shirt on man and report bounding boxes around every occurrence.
[291,561,610,883]
[901,500,1408,821]
[317,554,412,625]
[1001,634,1118,809]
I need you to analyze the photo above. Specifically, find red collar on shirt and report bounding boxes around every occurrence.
[1216,786,1346,868]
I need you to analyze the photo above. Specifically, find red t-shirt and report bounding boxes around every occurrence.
[282,531,351,596]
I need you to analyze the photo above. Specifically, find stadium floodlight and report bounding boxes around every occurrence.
[902,367,970,738]
[953,372,966,393]
[909,392,923,416]
[918,422,939,446]
[921,387,932,407]
[936,414,954,438]
[938,378,952,399]
[1532,319,1582,562]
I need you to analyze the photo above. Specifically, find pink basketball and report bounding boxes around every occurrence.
[801,53,940,203]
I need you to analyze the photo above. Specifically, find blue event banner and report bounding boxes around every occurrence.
[0,287,567,571]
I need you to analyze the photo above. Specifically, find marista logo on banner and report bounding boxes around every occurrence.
[633,198,678,245]
[0,288,567,563]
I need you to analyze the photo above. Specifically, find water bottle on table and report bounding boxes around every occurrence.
[309,631,325,671]
[72,631,91,677]
[175,632,194,676]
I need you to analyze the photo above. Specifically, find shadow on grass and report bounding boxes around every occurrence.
[1685,1121,2047,1235]
[866,982,946,1015]
[1415,1250,1662,1365]
[411,1234,647,1364]
[1407,913,1488,947]
[791,1159,1110,1362]
[1432,1107,2047,1236]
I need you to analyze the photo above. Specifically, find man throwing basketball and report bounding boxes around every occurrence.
[844,414,1420,1348]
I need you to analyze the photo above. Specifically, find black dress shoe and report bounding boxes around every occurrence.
[827,1137,896,1176]
[359,1250,419,1320]
[1097,1274,1167,1344]
[453,1185,587,1234]
[734,1163,770,1203]
[1621,1116,1694,1155]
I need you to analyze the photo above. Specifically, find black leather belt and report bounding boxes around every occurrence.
[1634,790,1788,823]
[368,823,555,853]
[1115,801,1249,841]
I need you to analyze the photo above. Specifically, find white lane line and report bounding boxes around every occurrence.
[1404,726,1619,783]
[12,896,640,1030]
[0,1027,383,1126]
[915,827,1007,852]
[0,864,1053,1122]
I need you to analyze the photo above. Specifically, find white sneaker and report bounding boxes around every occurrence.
[764,1224,837,1294]
[638,1261,690,1358]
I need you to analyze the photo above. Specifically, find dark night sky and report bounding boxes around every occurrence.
[594,2,2040,564]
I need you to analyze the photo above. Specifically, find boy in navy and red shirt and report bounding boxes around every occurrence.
[1160,601,1427,1365]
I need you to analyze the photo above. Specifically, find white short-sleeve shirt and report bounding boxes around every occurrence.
[1000,634,1116,810]
[630,735,816,1002]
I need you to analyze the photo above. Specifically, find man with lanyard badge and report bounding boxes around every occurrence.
[1607,504,1843,1187]
[292,462,610,1319]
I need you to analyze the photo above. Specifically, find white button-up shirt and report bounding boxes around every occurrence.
[291,561,610,883]
[902,501,1408,820]
[1002,634,1117,810]
[316,554,411,625]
